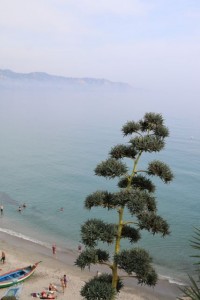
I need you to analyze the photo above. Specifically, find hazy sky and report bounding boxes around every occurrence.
[1,0,200,92]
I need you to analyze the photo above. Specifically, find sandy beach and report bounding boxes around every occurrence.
[0,232,183,300]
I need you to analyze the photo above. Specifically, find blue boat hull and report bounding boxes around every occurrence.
[0,262,41,288]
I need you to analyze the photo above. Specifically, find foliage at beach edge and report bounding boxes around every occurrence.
[178,227,200,300]
[75,112,174,300]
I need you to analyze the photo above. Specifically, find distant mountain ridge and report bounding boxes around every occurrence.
[0,69,131,90]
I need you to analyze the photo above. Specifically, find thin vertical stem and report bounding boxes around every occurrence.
[112,151,143,294]
[112,207,124,289]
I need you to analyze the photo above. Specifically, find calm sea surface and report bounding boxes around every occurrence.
[0,88,199,284]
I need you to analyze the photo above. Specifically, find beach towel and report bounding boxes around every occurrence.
[31,292,40,298]
[31,292,55,299]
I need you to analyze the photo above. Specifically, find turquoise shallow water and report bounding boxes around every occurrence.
[0,88,199,284]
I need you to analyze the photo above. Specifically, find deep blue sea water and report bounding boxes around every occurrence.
[0,88,199,284]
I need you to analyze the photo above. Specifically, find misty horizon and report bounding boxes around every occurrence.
[1,1,200,119]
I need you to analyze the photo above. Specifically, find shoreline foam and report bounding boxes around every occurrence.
[0,226,187,286]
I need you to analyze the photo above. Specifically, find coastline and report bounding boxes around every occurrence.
[0,231,183,300]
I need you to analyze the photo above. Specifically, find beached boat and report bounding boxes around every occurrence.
[0,261,41,288]
[1,284,23,299]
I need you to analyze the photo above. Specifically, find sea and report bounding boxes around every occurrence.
[0,87,199,286]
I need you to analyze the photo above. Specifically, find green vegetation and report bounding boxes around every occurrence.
[75,113,174,300]
[179,227,200,300]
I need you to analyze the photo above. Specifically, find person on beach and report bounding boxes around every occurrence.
[41,291,55,299]
[41,291,47,298]
[49,283,58,292]
[63,274,68,288]
[52,244,56,256]
[78,242,82,253]
[96,270,101,277]
[60,277,65,293]
[1,251,5,264]
[0,205,3,215]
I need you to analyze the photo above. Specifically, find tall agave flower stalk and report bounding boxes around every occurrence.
[75,113,174,300]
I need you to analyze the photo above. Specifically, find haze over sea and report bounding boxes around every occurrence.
[0,86,199,285]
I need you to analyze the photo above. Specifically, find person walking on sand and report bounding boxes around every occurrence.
[52,244,56,257]
[1,251,5,264]
[60,277,65,293]
[63,274,68,288]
